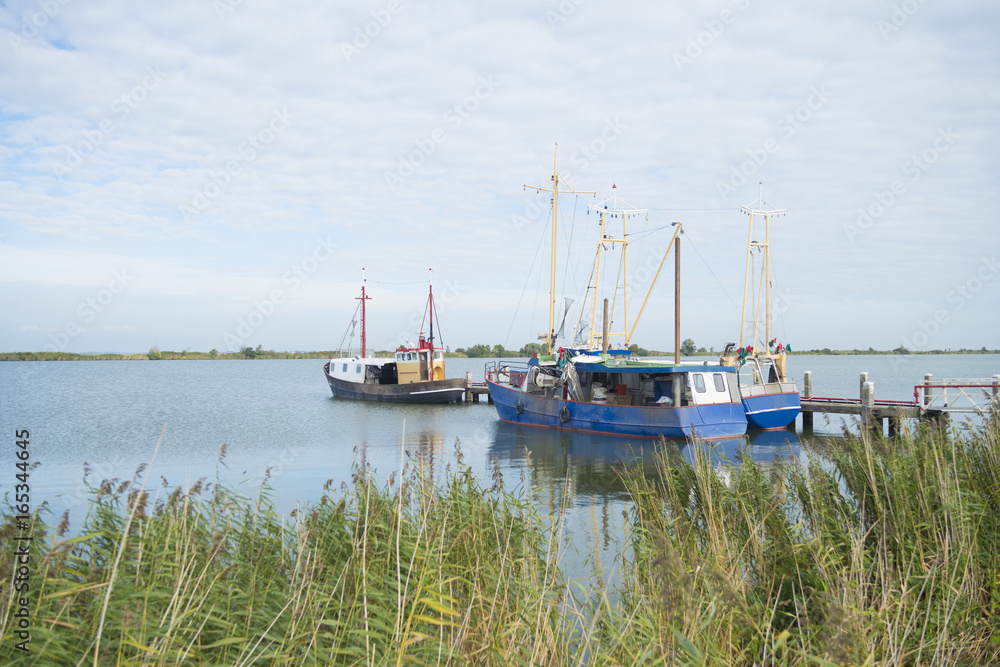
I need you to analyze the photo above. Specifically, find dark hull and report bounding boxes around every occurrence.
[324,364,466,404]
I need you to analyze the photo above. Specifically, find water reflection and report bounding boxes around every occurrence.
[488,423,802,505]
[403,431,447,469]
[485,423,804,592]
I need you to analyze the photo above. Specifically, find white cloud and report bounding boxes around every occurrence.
[1,0,998,353]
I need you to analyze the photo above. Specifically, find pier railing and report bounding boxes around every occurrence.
[914,375,1000,415]
[800,371,999,435]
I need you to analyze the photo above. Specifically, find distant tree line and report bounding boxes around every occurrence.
[789,346,999,355]
[452,343,549,358]
[3,343,996,362]
[450,340,716,358]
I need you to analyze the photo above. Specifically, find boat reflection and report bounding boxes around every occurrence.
[402,430,447,469]
[488,422,802,503]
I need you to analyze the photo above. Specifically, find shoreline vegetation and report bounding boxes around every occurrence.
[2,420,998,663]
[2,342,998,362]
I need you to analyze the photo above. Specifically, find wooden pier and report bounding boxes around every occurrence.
[464,373,492,404]
[800,371,999,435]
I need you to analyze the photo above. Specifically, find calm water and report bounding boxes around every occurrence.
[2,354,997,584]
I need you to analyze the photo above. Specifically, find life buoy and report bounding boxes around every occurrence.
[559,406,571,423]
[515,401,524,415]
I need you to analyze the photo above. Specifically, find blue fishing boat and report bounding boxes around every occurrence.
[485,147,748,440]
[735,354,801,429]
[720,185,801,429]
[486,355,747,440]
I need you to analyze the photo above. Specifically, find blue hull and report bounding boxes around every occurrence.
[742,392,801,429]
[487,381,747,440]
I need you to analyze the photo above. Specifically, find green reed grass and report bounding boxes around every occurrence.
[3,418,999,665]
[595,418,1000,666]
[0,448,575,665]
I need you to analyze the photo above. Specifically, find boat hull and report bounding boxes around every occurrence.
[486,380,747,440]
[324,365,466,404]
[742,392,801,429]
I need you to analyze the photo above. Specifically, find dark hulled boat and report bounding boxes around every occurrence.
[324,271,465,404]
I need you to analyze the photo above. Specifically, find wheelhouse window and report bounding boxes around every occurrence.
[434,351,443,360]
[342,363,347,372]
[693,374,707,393]
[713,373,726,392]
[356,365,362,373]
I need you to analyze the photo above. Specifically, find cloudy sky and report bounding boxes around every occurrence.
[1,0,997,355]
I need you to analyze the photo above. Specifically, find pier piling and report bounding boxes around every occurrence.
[464,373,492,404]
[861,379,879,436]
[802,371,813,430]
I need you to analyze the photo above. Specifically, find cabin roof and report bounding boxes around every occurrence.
[573,360,735,374]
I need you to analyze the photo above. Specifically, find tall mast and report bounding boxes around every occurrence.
[590,208,606,349]
[524,145,594,354]
[674,233,680,364]
[738,182,785,351]
[427,268,434,349]
[357,268,371,357]
[739,208,753,350]
[582,184,645,350]
[765,206,772,344]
